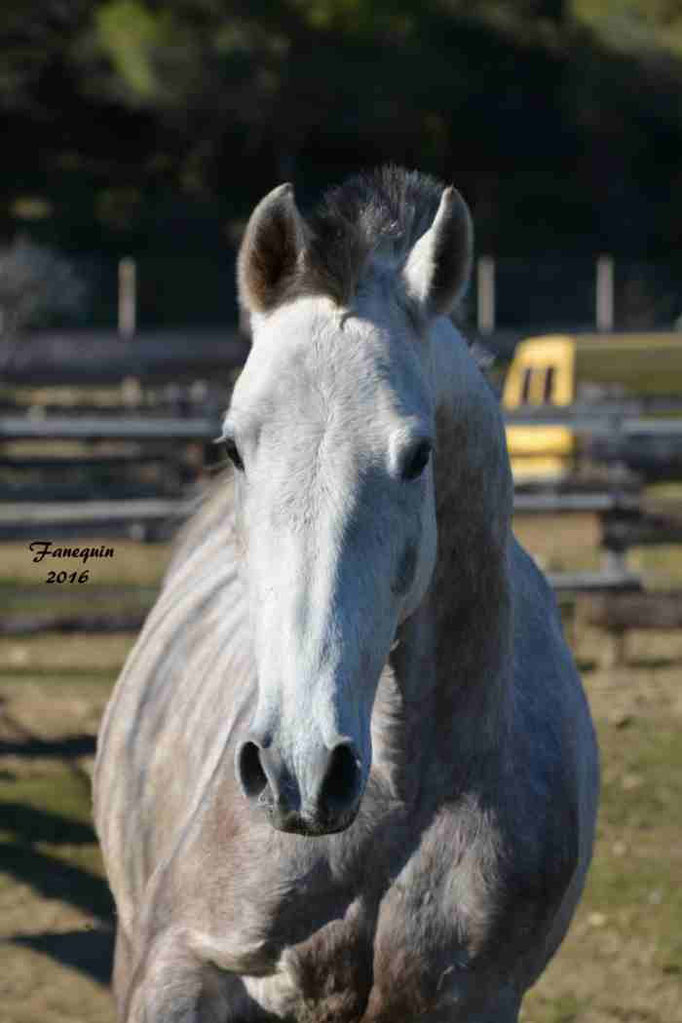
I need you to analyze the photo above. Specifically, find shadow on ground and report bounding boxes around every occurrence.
[1,723,115,987]
[0,734,96,758]
[3,802,96,844]
[627,655,681,670]
[0,841,114,922]
[11,926,115,986]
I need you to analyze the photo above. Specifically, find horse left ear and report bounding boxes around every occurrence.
[238,183,307,315]
[403,186,473,320]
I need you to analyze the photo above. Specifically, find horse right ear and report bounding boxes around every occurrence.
[237,184,307,315]
[403,186,473,320]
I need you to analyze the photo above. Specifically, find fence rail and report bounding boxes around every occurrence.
[0,496,195,540]
[2,409,682,596]
[0,414,220,440]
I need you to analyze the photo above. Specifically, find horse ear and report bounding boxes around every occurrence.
[403,186,473,319]
[237,183,307,314]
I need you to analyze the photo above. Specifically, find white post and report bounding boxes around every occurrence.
[118,257,137,338]
[596,255,614,331]
[477,256,496,334]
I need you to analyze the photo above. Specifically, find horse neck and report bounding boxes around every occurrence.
[431,395,514,750]
[379,333,514,802]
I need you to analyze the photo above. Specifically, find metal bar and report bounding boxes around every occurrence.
[513,492,639,513]
[0,497,195,526]
[118,257,137,338]
[0,415,220,439]
[546,570,641,592]
[596,255,614,331]
[477,256,495,334]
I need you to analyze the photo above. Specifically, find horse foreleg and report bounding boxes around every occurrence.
[120,927,207,1023]
[119,925,268,1023]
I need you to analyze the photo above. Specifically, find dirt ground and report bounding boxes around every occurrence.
[1,630,681,1023]
[1,522,681,1022]
[0,665,117,1023]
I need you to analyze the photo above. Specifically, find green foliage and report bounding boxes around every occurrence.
[573,0,682,58]
[95,0,170,100]
[3,0,682,325]
[92,0,207,105]
[289,0,417,37]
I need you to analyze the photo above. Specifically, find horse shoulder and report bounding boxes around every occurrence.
[501,535,599,982]
[94,479,251,935]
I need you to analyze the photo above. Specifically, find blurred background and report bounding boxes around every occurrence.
[1,2,682,1021]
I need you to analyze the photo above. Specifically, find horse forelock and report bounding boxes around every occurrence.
[275,166,447,312]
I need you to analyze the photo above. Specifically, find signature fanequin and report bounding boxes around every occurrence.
[28,540,115,583]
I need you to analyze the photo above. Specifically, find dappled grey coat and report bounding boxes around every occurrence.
[94,167,599,1023]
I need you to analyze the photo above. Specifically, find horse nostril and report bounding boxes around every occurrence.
[237,734,361,831]
[319,742,361,817]
[237,740,268,800]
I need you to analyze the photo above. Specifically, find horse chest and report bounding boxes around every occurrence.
[238,838,502,1023]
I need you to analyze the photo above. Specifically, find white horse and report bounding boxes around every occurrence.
[94,166,599,1022]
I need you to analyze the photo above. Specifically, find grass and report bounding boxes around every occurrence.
[0,634,137,676]
[519,627,682,1023]
[0,582,159,616]
[0,640,120,1021]
[1,529,681,1022]
[514,511,682,590]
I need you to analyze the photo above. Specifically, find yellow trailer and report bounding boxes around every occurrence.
[502,332,682,482]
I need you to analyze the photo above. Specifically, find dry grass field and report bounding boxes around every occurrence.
[0,516,681,1022]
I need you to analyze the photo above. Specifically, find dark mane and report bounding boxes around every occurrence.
[301,166,447,306]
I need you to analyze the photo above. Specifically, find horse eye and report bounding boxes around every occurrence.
[223,437,244,472]
[402,439,432,480]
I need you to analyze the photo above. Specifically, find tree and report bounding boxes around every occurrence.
[0,236,87,345]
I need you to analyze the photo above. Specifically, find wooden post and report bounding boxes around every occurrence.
[477,256,495,334]
[596,255,614,331]
[118,257,137,338]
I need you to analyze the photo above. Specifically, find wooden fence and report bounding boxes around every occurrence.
[0,407,220,539]
[2,406,682,658]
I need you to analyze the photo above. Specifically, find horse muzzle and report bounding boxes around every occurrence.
[236,732,364,836]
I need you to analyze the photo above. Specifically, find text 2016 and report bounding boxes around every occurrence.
[45,570,90,584]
